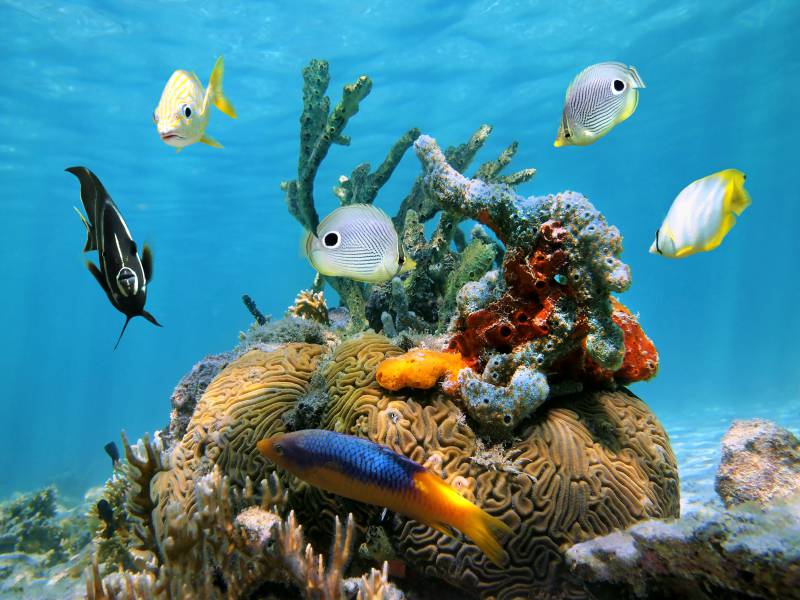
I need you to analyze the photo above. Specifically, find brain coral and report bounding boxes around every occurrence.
[152,336,677,599]
[154,343,327,519]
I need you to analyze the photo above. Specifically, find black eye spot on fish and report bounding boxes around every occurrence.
[613,79,625,93]
[655,228,662,255]
[564,132,571,138]
[323,231,340,248]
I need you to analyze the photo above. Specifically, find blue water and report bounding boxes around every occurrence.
[1,0,798,501]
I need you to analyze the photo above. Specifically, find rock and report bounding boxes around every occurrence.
[166,352,232,443]
[715,418,800,507]
[565,497,800,599]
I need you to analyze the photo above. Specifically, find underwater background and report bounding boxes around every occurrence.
[0,0,798,507]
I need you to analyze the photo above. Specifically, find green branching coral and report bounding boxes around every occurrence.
[281,59,419,331]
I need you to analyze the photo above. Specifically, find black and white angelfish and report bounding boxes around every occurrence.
[67,167,161,349]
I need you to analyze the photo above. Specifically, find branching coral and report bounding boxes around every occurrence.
[288,289,331,325]
[280,59,419,331]
[409,134,657,436]
[87,467,403,600]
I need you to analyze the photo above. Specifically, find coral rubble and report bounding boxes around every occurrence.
[566,495,800,600]
[715,418,800,507]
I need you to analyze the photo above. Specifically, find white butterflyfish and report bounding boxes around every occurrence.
[554,62,645,147]
[302,204,416,283]
[650,169,751,259]
[154,56,236,151]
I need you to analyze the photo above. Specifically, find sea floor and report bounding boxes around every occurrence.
[1,401,798,599]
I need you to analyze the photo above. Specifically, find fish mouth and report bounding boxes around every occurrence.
[159,132,183,141]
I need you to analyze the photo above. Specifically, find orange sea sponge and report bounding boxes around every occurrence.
[376,349,468,396]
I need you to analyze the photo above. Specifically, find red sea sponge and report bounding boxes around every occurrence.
[375,349,468,396]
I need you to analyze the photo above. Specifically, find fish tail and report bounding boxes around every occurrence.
[209,56,237,119]
[456,503,513,566]
[726,171,752,215]
[416,471,512,566]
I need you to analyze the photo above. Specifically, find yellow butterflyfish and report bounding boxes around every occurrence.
[650,169,751,258]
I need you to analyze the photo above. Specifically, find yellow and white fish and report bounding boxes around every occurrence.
[153,56,236,151]
[650,169,751,259]
[302,204,416,283]
[554,62,645,147]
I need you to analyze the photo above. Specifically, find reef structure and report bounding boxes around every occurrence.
[86,58,676,600]
[369,136,658,436]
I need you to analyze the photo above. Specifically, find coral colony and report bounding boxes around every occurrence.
[84,59,680,599]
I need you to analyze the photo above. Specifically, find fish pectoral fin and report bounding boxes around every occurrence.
[141,310,162,328]
[209,56,237,119]
[199,134,224,148]
[141,244,154,281]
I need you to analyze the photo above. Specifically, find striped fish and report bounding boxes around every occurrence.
[554,62,645,147]
[302,204,416,283]
[153,56,236,151]
[650,169,751,258]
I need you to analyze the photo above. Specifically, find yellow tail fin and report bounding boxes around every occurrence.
[209,56,237,119]
[459,504,513,566]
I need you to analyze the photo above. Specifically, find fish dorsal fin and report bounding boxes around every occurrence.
[141,244,154,281]
[316,203,393,236]
[200,134,223,148]
[628,65,646,88]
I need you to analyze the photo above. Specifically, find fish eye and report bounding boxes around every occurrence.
[398,255,405,265]
[612,79,626,94]
[564,132,571,138]
[322,231,340,248]
[274,443,284,456]
[181,104,192,119]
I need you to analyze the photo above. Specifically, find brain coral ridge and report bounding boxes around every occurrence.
[146,335,678,600]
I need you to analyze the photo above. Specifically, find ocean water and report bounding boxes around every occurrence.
[1,0,798,509]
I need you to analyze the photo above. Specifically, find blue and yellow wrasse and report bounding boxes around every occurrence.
[257,429,512,565]
[153,56,236,151]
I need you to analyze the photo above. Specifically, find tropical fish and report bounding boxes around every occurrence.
[650,169,751,258]
[257,429,512,565]
[67,167,161,348]
[153,56,236,150]
[554,62,645,147]
[96,499,115,538]
[302,204,416,283]
[104,441,120,467]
